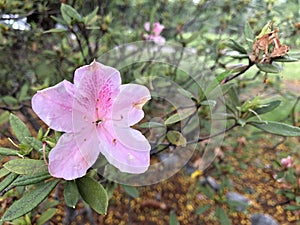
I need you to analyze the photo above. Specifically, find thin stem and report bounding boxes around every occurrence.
[71,28,88,64]
[222,61,254,83]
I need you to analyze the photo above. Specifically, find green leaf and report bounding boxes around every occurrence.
[225,51,249,59]
[60,4,71,25]
[165,108,195,125]
[11,171,51,187]
[250,121,300,136]
[225,39,247,54]
[1,179,59,221]
[244,21,254,50]
[139,122,165,128]
[0,168,10,179]
[0,111,10,125]
[256,63,282,73]
[1,96,18,105]
[42,200,60,210]
[24,137,43,151]
[9,114,31,144]
[43,28,67,34]
[106,182,117,200]
[17,84,29,101]
[0,173,18,193]
[0,147,20,156]
[285,205,300,211]
[169,211,179,225]
[122,185,139,198]
[61,4,82,23]
[215,206,231,225]
[272,55,299,62]
[167,130,187,147]
[205,70,231,95]
[200,100,216,108]
[181,32,201,44]
[254,100,281,115]
[83,6,99,25]
[50,15,68,26]
[76,176,108,214]
[4,159,48,175]
[64,181,79,208]
[36,208,57,225]
[195,204,211,215]
[177,88,195,100]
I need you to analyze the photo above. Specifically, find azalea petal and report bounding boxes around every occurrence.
[144,22,150,32]
[31,80,75,132]
[112,84,151,127]
[73,61,121,122]
[48,131,101,180]
[98,121,151,174]
[153,22,164,36]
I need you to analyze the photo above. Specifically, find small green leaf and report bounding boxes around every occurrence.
[11,171,51,187]
[225,51,249,59]
[0,173,18,193]
[215,206,231,225]
[169,211,179,225]
[256,63,282,73]
[61,4,82,23]
[200,100,216,108]
[0,147,20,156]
[50,15,69,25]
[0,168,10,179]
[43,28,67,34]
[167,130,187,147]
[76,176,108,214]
[122,185,139,198]
[165,108,195,125]
[1,96,18,105]
[9,114,31,144]
[250,121,300,136]
[60,5,71,25]
[36,208,57,225]
[139,122,165,128]
[205,70,231,95]
[25,137,43,151]
[256,21,272,40]
[64,181,79,208]
[106,182,117,200]
[18,84,29,101]
[285,205,300,211]
[0,111,10,125]
[181,32,200,44]
[4,159,47,175]
[272,55,299,62]
[83,6,99,25]
[177,88,195,100]
[254,100,281,115]
[225,39,247,54]
[244,21,254,50]
[1,179,59,221]
[195,204,211,215]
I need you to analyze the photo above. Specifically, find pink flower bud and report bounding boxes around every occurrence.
[281,156,293,168]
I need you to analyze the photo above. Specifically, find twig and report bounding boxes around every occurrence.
[71,28,88,64]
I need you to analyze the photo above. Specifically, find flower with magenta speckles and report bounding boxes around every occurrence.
[32,61,151,180]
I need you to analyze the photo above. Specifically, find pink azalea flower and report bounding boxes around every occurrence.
[32,61,151,180]
[143,21,166,45]
[281,156,293,168]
